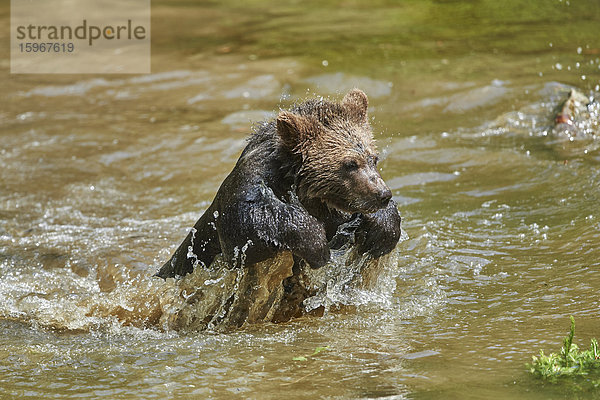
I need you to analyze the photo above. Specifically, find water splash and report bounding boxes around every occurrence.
[303,247,401,313]
[472,82,599,160]
[0,237,406,334]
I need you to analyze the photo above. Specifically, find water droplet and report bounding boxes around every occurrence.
[555,63,563,70]
[581,75,586,80]
[577,47,583,54]
[321,60,329,67]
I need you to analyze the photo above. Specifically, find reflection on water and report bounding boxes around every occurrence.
[1,0,600,398]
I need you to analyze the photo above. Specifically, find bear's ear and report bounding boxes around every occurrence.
[276,111,316,151]
[342,88,369,123]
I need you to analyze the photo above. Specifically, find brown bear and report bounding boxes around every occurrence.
[156,89,401,328]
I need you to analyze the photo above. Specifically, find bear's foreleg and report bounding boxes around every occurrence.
[217,185,330,269]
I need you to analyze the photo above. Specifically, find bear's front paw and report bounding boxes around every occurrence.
[355,207,402,258]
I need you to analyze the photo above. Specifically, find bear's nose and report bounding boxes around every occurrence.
[378,186,392,206]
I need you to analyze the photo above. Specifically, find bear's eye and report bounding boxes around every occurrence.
[343,159,359,171]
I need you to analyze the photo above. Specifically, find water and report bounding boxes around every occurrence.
[1,0,600,398]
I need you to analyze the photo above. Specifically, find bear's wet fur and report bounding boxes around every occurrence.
[156,89,402,327]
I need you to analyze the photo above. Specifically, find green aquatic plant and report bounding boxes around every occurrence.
[529,316,600,381]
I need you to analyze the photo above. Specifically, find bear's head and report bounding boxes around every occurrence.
[276,89,392,214]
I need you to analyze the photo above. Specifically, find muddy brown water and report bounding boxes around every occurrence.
[1,1,600,399]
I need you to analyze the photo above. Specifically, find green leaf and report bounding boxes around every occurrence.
[311,346,329,356]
